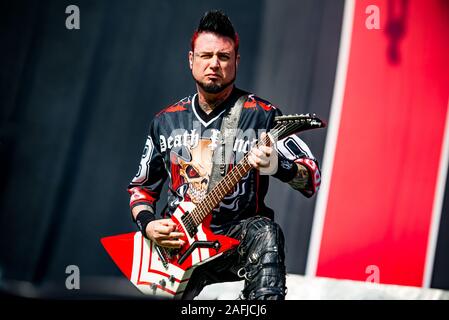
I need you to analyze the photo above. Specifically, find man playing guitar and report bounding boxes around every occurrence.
[126,10,321,300]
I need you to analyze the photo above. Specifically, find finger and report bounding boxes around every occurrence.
[254,157,269,167]
[168,232,185,238]
[248,154,258,169]
[258,159,270,167]
[155,225,174,235]
[260,132,271,147]
[250,151,269,166]
[251,148,264,158]
[159,219,177,227]
[259,145,272,156]
[155,233,184,241]
[161,220,178,233]
[174,224,184,232]
[257,152,270,163]
[159,239,185,248]
[260,132,267,144]
[257,153,271,167]
[260,132,273,147]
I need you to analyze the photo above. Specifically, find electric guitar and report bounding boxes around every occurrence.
[101,113,326,299]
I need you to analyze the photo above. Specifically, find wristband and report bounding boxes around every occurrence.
[135,210,156,239]
[273,159,298,182]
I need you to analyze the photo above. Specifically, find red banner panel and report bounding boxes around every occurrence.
[316,0,449,286]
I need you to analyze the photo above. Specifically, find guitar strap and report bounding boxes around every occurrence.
[207,94,248,193]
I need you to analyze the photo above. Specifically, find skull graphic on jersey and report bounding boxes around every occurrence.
[171,139,213,204]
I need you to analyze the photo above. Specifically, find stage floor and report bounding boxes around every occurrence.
[197,274,449,300]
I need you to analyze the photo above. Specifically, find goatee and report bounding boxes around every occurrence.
[194,74,236,94]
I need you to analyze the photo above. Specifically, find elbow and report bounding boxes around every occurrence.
[288,159,321,197]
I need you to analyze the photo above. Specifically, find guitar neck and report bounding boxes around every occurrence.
[189,133,273,227]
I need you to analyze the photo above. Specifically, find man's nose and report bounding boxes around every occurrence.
[209,55,220,69]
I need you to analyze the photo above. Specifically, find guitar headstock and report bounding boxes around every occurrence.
[272,113,326,140]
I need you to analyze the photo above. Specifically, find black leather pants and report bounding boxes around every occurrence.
[182,216,286,300]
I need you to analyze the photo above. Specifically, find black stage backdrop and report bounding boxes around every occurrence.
[0,0,343,292]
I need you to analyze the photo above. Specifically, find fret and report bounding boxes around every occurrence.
[192,209,200,224]
[208,195,215,207]
[215,189,222,203]
[243,159,252,171]
[233,165,240,178]
[237,164,244,177]
[224,179,231,190]
[230,170,239,184]
[211,188,219,204]
[190,211,198,226]
[201,204,210,220]
[224,177,232,190]
[200,201,209,215]
[234,164,240,177]
[195,208,204,223]
[231,175,238,189]
[220,179,228,194]
[198,204,207,221]
[224,177,233,194]
[217,183,225,199]
[210,190,218,204]
[193,206,202,224]
[224,180,231,193]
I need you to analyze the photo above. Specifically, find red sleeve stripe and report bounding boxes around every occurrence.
[128,187,158,207]
[295,158,321,194]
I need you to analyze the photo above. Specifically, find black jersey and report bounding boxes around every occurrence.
[128,87,320,232]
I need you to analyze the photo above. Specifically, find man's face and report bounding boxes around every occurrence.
[189,32,239,94]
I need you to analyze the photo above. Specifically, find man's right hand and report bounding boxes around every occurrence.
[145,219,186,248]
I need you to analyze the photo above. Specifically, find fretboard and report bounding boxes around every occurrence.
[188,132,274,228]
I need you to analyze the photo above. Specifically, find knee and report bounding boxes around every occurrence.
[237,217,287,300]
[238,218,286,274]
[238,217,285,262]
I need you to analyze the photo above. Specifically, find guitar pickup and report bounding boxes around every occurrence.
[181,212,197,238]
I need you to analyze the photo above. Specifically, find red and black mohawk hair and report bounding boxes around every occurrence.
[191,10,239,53]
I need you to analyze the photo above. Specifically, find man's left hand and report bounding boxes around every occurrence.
[248,132,273,170]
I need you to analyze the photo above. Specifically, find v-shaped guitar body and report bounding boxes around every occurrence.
[101,201,240,299]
